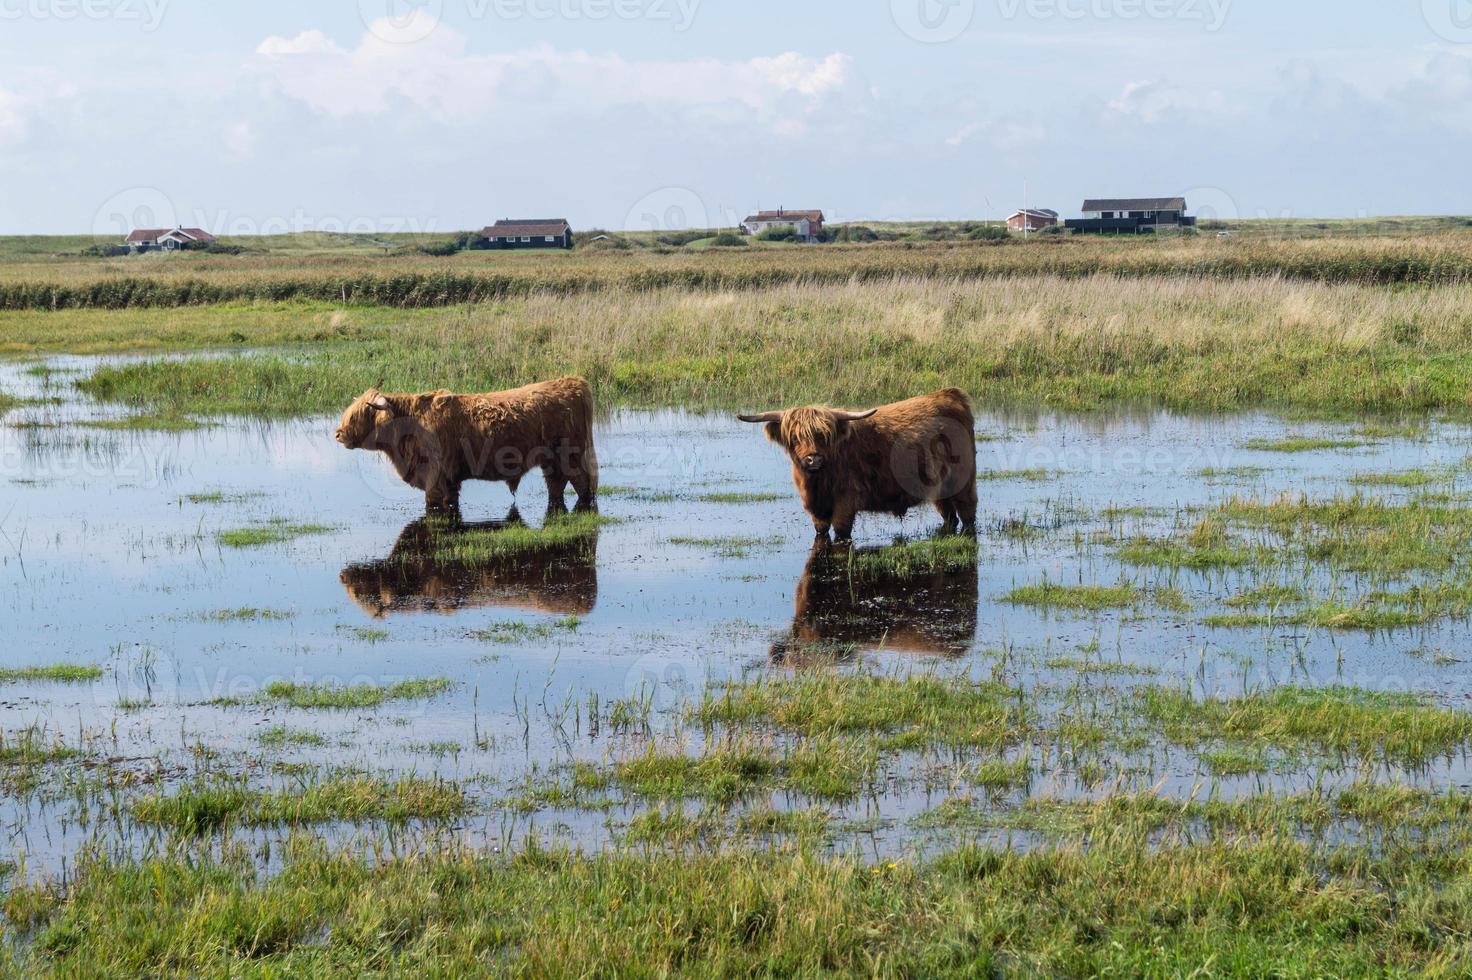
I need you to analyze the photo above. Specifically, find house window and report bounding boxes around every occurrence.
[545,236,555,242]
[520,236,531,242]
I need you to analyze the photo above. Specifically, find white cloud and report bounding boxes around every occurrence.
[0,88,33,146]
[251,17,856,126]
[1105,79,1229,123]
[224,120,256,158]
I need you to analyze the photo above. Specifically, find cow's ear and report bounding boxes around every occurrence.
[764,421,782,444]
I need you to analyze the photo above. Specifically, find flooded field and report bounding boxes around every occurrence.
[5,356,1472,877]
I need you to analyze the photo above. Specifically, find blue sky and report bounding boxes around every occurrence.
[1,0,1469,234]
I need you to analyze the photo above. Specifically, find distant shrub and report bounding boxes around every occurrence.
[81,244,129,258]
[756,224,799,242]
[656,230,711,247]
[966,225,1010,242]
[831,225,878,243]
[710,232,748,248]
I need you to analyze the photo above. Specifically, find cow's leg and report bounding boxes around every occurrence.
[953,481,979,535]
[934,498,959,533]
[426,479,461,513]
[566,440,599,510]
[830,502,858,543]
[543,468,570,514]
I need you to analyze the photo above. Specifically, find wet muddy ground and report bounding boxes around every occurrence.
[5,356,1472,875]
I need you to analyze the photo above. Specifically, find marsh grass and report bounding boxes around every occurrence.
[0,664,101,684]
[1139,685,1472,765]
[668,535,782,559]
[257,726,328,749]
[131,776,465,833]
[1002,581,1141,611]
[696,491,785,504]
[79,413,206,432]
[471,617,580,644]
[55,272,1472,416]
[199,607,294,623]
[260,678,453,710]
[20,827,1472,975]
[216,520,335,549]
[1241,436,1365,453]
[697,670,1028,750]
[1116,517,1266,570]
[426,512,610,562]
[847,535,978,578]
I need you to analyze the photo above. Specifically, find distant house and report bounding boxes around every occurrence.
[740,209,825,242]
[1064,198,1194,234]
[1007,208,1058,233]
[481,218,573,249]
[125,227,217,253]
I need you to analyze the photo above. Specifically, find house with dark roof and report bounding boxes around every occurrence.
[1064,197,1194,233]
[1007,208,1058,233]
[481,218,573,249]
[740,209,825,242]
[124,227,217,253]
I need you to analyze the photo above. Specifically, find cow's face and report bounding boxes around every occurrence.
[738,406,878,475]
[335,388,397,449]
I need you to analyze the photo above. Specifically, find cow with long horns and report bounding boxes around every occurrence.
[738,387,977,541]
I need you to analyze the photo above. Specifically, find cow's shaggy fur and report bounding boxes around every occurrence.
[336,377,598,512]
[741,387,977,541]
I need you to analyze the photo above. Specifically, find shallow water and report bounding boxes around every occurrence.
[4,356,1472,872]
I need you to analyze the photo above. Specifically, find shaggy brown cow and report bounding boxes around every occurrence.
[335,377,598,511]
[340,510,598,618]
[770,540,978,662]
[739,387,977,541]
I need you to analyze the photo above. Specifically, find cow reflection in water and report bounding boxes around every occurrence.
[340,509,597,618]
[772,542,978,662]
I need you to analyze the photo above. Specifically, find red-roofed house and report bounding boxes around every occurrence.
[740,209,825,242]
[125,227,218,253]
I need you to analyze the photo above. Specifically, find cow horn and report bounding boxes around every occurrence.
[835,408,878,422]
[737,411,784,423]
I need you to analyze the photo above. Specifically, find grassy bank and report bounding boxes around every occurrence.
[52,274,1472,415]
[7,830,1472,975]
[5,232,1472,311]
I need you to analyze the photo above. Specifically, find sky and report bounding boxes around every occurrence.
[1,0,1470,235]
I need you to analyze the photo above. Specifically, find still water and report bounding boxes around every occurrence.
[4,356,1471,871]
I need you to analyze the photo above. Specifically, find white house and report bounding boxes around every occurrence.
[125,227,217,253]
[740,209,825,242]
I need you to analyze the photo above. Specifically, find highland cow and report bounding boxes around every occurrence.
[739,388,977,541]
[335,377,598,512]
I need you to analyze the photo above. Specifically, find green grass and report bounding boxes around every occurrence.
[1139,685,1472,765]
[426,512,610,562]
[1001,581,1141,612]
[698,670,1028,750]
[0,664,102,684]
[180,490,264,505]
[847,535,978,578]
[18,832,1472,975]
[1116,517,1264,570]
[976,468,1051,481]
[1241,436,1365,453]
[216,520,334,549]
[131,776,466,833]
[259,678,453,710]
[668,535,783,558]
[471,617,581,644]
[1347,468,1448,488]
[199,607,294,622]
[79,413,207,432]
[696,491,785,504]
[256,726,329,749]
